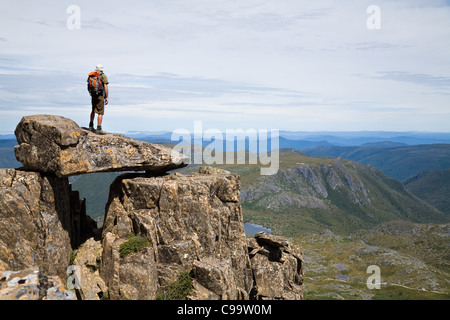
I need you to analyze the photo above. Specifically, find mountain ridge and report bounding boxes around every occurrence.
[404,169,450,215]
[303,143,450,181]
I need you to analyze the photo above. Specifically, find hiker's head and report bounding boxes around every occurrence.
[95,64,104,73]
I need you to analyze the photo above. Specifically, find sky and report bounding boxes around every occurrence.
[0,0,449,134]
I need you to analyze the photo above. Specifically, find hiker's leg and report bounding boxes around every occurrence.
[97,114,103,127]
[90,95,96,124]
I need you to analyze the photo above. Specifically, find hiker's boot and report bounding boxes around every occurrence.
[89,122,95,132]
[96,125,104,134]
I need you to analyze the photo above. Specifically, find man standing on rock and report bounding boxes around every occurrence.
[87,64,109,133]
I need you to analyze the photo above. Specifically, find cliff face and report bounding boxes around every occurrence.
[99,167,303,300]
[0,115,303,300]
[0,168,86,277]
[101,167,253,299]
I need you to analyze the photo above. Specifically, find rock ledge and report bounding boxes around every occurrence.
[14,114,188,177]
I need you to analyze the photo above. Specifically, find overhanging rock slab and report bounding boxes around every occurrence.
[14,114,188,177]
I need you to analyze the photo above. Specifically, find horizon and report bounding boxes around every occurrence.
[3,127,450,135]
[3,126,450,148]
[3,128,450,136]
[1,1,449,133]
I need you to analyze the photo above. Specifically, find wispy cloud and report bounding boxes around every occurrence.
[345,42,413,51]
[0,0,449,132]
[359,71,450,89]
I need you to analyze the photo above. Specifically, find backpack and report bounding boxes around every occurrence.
[88,71,104,95]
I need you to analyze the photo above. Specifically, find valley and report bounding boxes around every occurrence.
[296,224,450,300]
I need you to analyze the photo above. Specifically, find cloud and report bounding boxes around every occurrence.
[358,71,450,89]
[345,42,413,51]
[0,1,449,132]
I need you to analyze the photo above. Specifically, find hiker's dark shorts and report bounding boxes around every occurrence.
[91,94,105,115]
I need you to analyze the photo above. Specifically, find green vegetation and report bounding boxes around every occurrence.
[295,224,450,300]
[404,169,450,215]
[156,271,193,300]
[233,153,448,236]
[356,221,450,274]
[119,233,151,258]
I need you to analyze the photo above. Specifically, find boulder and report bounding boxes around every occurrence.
[248,232,304,300]
[14,114,188,177]
[72,237,108,300]
[255,231,290,248]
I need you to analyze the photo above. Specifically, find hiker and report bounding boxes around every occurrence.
[87,64,109,133]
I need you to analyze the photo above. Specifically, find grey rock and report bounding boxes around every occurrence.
[0,168,89,278]
[72,237,108,300]
[247,233,304,300]
[0,267,76,300]
[14,114,188,177]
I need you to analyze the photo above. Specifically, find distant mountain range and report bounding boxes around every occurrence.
[303,144,450,181]
[3,129,450,186]
[121,130,450,148]
[4,129,450,143]
[0,139,20,168]
[277,131,450,146]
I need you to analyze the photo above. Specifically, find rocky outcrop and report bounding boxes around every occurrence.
[99,167,304,300]
[0,168,93,277]
[100,167,253,300]
[14,115,188,177]
[241,161,370,209]
[248,232,304,300]
[1,114,304,300]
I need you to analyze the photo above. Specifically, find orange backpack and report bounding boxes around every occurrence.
[88,71,104,95]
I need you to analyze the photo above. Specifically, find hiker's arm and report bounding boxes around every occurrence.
[104,84,109,105]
